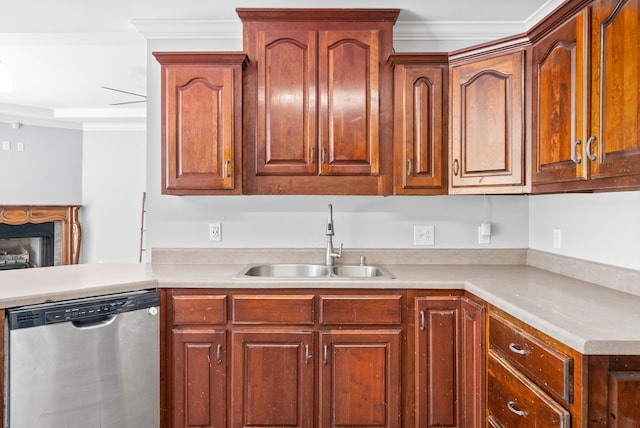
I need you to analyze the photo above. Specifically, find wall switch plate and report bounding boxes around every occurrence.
[15,142,24,151]
[2,141,10,151]
[414,225,435,246]
[209,223,221,241]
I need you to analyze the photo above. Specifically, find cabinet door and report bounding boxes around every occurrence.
[532,11,589,186]
[230,330,314,428]
[156,53,246,195]
[460,297,485,427]
[172,329,227,428]
[391,57,447,194]
[415,296,484,428]
[415,297,461,428]
[318,30,380,176]
[450,51,525,193]
[255,30,318,176]
[589,0,640,183]
[319,330,401,428]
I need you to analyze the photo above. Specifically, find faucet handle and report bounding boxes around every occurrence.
[335,243,343,258]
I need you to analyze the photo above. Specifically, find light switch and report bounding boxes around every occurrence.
[2,140,10,151]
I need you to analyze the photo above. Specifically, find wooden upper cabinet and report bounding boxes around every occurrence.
[239,9,398,195]
[589,0,640,186]
[389,54,448,195]
[154,52,247,195]
[533,0,640,192]
[532,11,588,186]
[449,50,526,194]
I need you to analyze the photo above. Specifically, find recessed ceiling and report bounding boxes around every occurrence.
[0,0,563,128]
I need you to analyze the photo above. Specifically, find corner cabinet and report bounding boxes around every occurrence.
[389,54,449,195]
[532,0,640,192]
[153,52,247,195]
[449,48,527,194]
[238,9,398,195]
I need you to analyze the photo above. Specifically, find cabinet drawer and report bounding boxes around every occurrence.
[318,295,402,325]
[172,295,227,325]
[490,313,573,404]
[488,352,570,427]
[231,295,315,324]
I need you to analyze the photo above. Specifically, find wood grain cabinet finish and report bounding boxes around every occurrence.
[230,330,314,428]
[449,51,526,194]
[487,308,585,427]
[238,9,398,195]
[414,295,484,428]
[533,0,640,192]
[532,10,588,186]
[389,54,448,195]
[153,52,247,195]
[319,330,401,428]
[488,351,571,427]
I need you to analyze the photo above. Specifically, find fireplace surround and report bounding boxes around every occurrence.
[0,205,81,266]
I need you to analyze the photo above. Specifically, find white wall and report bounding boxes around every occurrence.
[0,121,82,204]
[529,192,640,270]
[80,128,147,263]
[144,38,529,255]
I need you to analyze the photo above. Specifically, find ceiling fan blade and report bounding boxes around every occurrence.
[101,86,147,99]
[109,100,147,106]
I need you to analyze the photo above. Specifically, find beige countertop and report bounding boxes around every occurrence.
[2,256,640,355]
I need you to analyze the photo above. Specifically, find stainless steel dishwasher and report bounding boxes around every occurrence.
[5,289,160,428]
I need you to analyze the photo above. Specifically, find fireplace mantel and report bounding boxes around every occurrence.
[0,205,82,265]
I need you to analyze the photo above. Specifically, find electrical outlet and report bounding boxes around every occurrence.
[414,225,435,246]
[2,141,9,151]
[209,223,221,242]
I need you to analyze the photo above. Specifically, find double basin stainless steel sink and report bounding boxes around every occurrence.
[236,263,394,279]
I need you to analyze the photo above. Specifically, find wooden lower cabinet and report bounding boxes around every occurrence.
[414,294,485,428]
[172,329,228,428]
[319,330,401,428]
[230,330,314,428]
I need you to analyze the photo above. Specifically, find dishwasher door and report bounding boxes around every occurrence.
[6,290,160,428]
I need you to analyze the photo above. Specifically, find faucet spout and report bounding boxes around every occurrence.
[325,204,342,267]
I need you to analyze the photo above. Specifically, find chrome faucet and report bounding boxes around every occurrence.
[325,204,343,267]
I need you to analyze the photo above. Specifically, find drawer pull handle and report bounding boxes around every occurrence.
[509,343,528,355]
[323,344,328,365]
[224,159,231,178]
[419,310,425,331]
[453,159,460,176]
[304,344,310,365]
[216,344,222,365]
[507,400,526,417]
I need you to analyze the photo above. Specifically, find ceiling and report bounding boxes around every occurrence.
[0,0,563,128]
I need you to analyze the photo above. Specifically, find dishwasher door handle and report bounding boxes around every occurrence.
[71,314,117,330]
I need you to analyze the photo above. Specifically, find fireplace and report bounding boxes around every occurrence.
[0,206,81,268]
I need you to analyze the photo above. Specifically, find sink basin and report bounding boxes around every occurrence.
[236,263,393,279]
[331,264,389,278]
[240,263,329,278]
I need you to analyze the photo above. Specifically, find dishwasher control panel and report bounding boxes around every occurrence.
[7,289,160,329]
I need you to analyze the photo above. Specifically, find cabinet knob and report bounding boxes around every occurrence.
[585,136,597,162]
[571,140,582,164]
